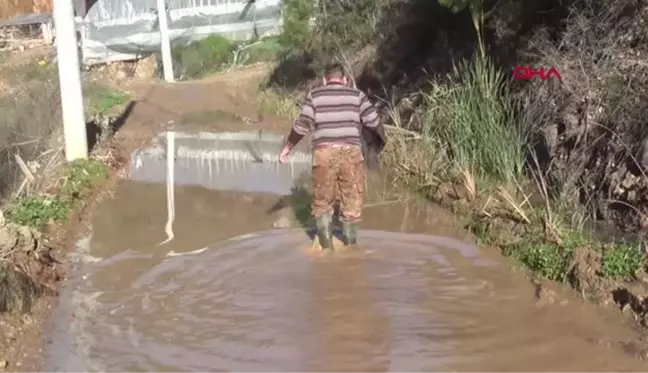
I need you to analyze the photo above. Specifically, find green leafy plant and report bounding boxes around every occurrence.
[61,159,108,199]
[601,243,645,280]
[85,84,131,117]
[6,196,70,227]
[504,242,573,282]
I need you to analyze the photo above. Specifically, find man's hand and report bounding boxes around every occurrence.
[278,145,291,163]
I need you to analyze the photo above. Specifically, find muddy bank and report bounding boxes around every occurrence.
[0,148,125,372]
[0,46,161,371]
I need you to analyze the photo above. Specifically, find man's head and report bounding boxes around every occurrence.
[322,62,347,85]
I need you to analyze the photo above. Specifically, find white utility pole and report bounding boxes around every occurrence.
[156,0,174,82]
[53,0,88,161]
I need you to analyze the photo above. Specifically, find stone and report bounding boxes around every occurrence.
[0,226,17,250]
[622,173,636,189]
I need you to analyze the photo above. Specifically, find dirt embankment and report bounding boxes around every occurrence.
[0,48,159,371]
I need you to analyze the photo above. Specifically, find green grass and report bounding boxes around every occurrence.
[85,84,131,117]
[419,56,529,183]
[482,217,645,283]
[61,159,109,198]
[5,196,71,227]
[601,243,645,280]
[505,242,573,282]
[5,159,108,227]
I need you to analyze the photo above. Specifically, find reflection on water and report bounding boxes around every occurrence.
[44,182,648,372]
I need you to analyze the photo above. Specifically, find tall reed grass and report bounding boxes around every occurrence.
[419,56,528,183]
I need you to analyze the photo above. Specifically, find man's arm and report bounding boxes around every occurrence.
[285,92,315,147]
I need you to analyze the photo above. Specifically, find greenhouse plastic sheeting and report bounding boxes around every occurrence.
[78,0,282,65]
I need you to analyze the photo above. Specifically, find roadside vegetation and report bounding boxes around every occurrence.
[0,53,129,314]
[169,35,285,80]
[254,0,648,323]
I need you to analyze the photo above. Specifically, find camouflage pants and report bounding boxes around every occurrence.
[311,144,365,222]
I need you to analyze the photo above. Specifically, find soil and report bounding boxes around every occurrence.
[0,63,289,371]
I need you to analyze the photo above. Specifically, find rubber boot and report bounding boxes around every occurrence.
[315,213,333,250]
[342,221,358,246]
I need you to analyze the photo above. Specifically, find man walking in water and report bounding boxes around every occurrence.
[278,62,385,250]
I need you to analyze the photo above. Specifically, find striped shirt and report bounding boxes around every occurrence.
[287,83,381,147]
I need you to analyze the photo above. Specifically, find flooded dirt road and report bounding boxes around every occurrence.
[43,180,648,371]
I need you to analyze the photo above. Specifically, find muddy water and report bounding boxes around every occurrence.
[45,180,648,371]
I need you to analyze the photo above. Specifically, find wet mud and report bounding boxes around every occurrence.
[43,180,648,371]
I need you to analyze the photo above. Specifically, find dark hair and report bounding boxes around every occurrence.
[324,62,345,79]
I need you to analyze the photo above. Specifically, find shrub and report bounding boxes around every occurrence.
[172,35,234,79]
[280,0,314,50]
[0,62,60,199]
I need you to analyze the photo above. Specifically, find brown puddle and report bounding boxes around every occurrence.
[44,180,648,371]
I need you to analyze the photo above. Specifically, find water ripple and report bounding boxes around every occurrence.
[47,229,648,372]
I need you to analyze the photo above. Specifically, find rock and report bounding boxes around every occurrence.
[0,226,17,250]
[0,360,7,368]
[622,173,636,189]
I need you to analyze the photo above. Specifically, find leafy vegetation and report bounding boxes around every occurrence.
[6,196,71,227]
[419,56,526,183]
[602,243,645,280]
[280,0,314,50]
[172,35,235,79]
[85,85,131,118]
[5,159,108,228]
[170,35,288,80]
